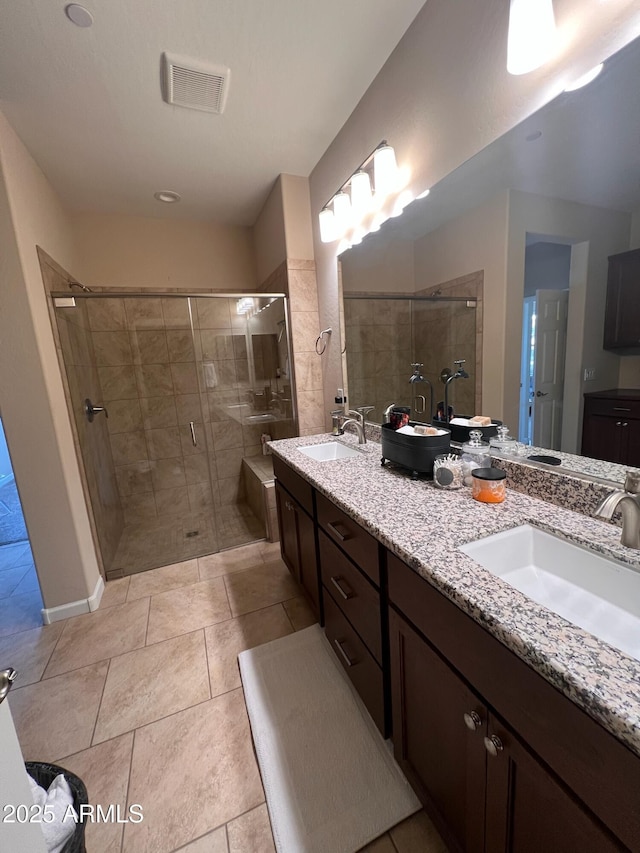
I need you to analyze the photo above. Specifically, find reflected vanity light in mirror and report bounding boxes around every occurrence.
[564,63,604,91]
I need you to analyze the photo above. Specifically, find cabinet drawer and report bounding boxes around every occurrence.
[316,492,379,586]
[324,592,385,734]
[584,397,640,419]
[319,531,382,664]
[273,455,314,516]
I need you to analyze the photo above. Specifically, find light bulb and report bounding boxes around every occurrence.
[350,171,372,222]
[373,145,398,197]
[319,208,337,243]
[507,0,556,76]
[333,191,352,234]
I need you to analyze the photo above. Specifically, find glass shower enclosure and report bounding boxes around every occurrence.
[52,293,294,578]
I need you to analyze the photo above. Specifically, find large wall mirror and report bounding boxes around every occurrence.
[339,35,640,484]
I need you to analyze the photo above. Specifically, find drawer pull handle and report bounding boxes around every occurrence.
[327,521,349,541]
[334,638,355,667]
[463,711,482,732]
[616,421,622,427]
[622,422,629,427]
[330,575,354,600]
[613,407,631,412]
[484,734,504,757]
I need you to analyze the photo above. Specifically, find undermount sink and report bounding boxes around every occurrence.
[298,442,361,461]
[460,524,640,661]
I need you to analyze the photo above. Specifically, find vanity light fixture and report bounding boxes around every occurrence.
[507,0,556,75]
[564,63,604,92]
[318,141,400,243]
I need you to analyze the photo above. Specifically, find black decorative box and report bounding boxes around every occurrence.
[381,422,451,478]
[432,416,502,443]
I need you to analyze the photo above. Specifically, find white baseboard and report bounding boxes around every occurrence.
[41,574,105,624]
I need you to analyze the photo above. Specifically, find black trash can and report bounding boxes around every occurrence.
[25,761,88,853]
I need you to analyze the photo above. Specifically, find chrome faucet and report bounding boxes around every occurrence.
[332,410,366,444]
[443,359,469,421]
[383,403,397,424]
[594,471,640,549]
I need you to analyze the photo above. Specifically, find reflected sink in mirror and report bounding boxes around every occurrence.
[298,442,361,461]
[460,524,640,661]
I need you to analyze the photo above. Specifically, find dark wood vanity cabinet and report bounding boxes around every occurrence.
[581,390,640,467]
[387,552,638,853]
[273,458,321,619]
[275,453,640,851]
[604,248,640,352]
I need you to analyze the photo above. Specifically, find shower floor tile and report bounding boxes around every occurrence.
[110,503,265,576]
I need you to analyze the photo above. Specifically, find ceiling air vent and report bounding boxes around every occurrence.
[161,52,230,114]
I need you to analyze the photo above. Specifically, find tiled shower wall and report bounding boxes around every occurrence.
[344,295,478,422]
[79,295,282,527]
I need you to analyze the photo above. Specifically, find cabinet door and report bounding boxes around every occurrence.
[297,503,320,616]
[485,712,625,853]
[581,413,624,464]
[276,480,301,582]
[389,608,486,853]
[275,481,320,618]
[604,249,640,351]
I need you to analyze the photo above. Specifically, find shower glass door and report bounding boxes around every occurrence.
[53,294,225,577]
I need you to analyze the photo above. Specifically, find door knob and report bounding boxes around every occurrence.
[0,668,17,704]
[484,734,504,756]
[535,391,548,397]
[463,711,482,731]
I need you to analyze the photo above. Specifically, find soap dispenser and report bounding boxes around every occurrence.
[460,430,491,486]
[490,425,517,453]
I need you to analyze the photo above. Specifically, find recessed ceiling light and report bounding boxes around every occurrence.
[154,191,181,204]
[65,4,93,27]
[564,63,604,92]
[525,130,543,142]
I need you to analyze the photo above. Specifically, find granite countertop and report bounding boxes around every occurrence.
[269,432,640,757]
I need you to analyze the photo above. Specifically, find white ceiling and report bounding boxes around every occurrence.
[370,34,640,246]
[0,0,426,225]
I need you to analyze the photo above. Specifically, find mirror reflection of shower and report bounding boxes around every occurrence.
[342,294,479,424]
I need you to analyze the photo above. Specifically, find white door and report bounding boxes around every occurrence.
[532,289,569,450]
[0,671,47,852]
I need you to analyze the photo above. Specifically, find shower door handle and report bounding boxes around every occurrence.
[84,399,109,423]
[189,421,197,447]
[414,395,426,415]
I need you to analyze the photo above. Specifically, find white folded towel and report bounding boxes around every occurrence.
[203,361,218,388]
[28,773,78,853]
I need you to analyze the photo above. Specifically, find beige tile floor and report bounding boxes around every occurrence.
[4,540,445,853]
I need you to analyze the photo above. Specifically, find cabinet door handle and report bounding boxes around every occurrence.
[285,500,293,511]
[330,575,354,600]
[484,734,504,757]
[613,407,631,412]
[334,638,355,667]
[463,711,482,732]
[327,521,349,542]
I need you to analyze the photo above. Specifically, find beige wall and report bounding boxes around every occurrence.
[0,111,100,609]
[281,174,315,262]
[342,238,415,294]
[309,0,640,428]
[72,211,257,291]
[505,190,631,451]
[619,209,640,386]
[413,191,509,420]
[253,178,287,285]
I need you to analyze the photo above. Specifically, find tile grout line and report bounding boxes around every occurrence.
[201,627,213,700]
[120,728,137,853]
[90,655,113,747]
